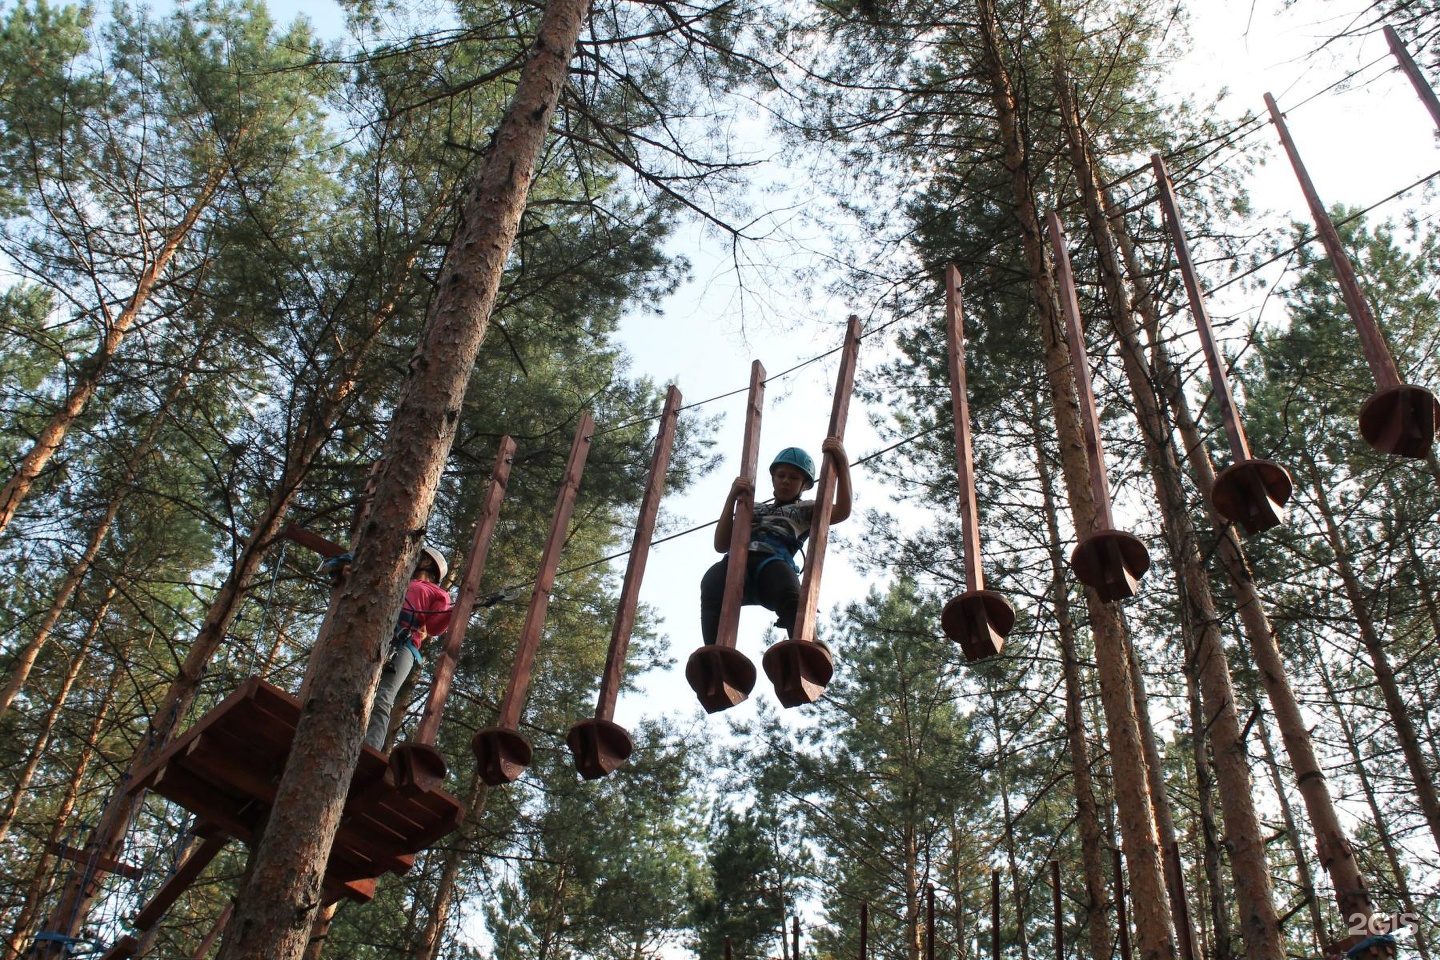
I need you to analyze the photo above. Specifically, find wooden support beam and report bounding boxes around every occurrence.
[472,415,592,784]
[1048,213,1151,600]
[414,436,515,747]
[567,387,681,778]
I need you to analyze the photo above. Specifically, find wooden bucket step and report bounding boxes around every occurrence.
[761,639,834,708]
[565,718,635,780]
[685,646,756,714]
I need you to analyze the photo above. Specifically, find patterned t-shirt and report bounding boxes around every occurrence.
[748,498,814,558]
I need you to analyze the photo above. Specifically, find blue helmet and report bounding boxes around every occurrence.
[770,447,816,488]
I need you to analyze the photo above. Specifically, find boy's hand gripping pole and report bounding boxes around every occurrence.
[762,317,862,706]
[568,387,681,776]
[686,363,764,713]
[473,415,592,784]
[937,269,1016,660]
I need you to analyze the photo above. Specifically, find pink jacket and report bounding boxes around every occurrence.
[398,579,453,652]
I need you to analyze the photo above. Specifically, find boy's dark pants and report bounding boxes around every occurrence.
[700,552,800,645]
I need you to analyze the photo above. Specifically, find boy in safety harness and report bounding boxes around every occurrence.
[700,438,852,646]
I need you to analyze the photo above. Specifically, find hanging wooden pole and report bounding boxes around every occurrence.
[763,318,861,706]
[567,387,681,778]
[472,415,592,785]
[389,436,515,794]
[1046,213,1150,600]
[1386,26,1440,143]
[1151,157,1293,534]
[859,901,869,960]
[686,362,765,713]
[1265,92,1439,458]
[792,915,801,960]
[939,266,1016,659]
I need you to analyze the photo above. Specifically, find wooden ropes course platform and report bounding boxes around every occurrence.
[98,676,462,959]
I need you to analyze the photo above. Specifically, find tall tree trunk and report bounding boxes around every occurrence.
[0,584,116,844]
[215,0,591,953]
[0,165,226,541]
[1301,449,1440,855]
[1255,712,1326,955]
[1314,654,1433,960]
[1033,412,1113,960]
[0,338,205,717]
[990,695,1030,960]
[16,630,134,960]
[412,777,491,960]
[1102,170,1376,934]
[1050,61,1280,960]
[1180,612,1229,960]
[972,4,1175,955]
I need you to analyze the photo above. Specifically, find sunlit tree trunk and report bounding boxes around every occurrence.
[1301,448,1440,856]
[0,584,116,844]
[1033,412,1113,960]
[215,0,593,952]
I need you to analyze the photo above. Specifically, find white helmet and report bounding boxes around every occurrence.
[418,544,448,581]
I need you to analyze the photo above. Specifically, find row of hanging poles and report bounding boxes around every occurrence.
[941,28,1440,646]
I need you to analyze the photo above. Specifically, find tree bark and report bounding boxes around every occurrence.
[1103,177,1376,934]
[1051,61,1281,960]
[971,5,1175,956]
[214,0,592,954]
[1301,448,1440,856]
[1033,413,1112,960]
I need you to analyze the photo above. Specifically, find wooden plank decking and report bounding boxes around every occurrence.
[130,676,463,904]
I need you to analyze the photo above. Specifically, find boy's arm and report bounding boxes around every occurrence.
[713,476,753,552]
[822,437,853,524]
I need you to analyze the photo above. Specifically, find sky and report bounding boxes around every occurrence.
[277,0,1440,721]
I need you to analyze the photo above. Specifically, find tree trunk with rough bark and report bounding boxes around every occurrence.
[1102,178,1376,935]
[972,5,1175,956]
[1033,414,1113,960]
[214,0,591,954]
